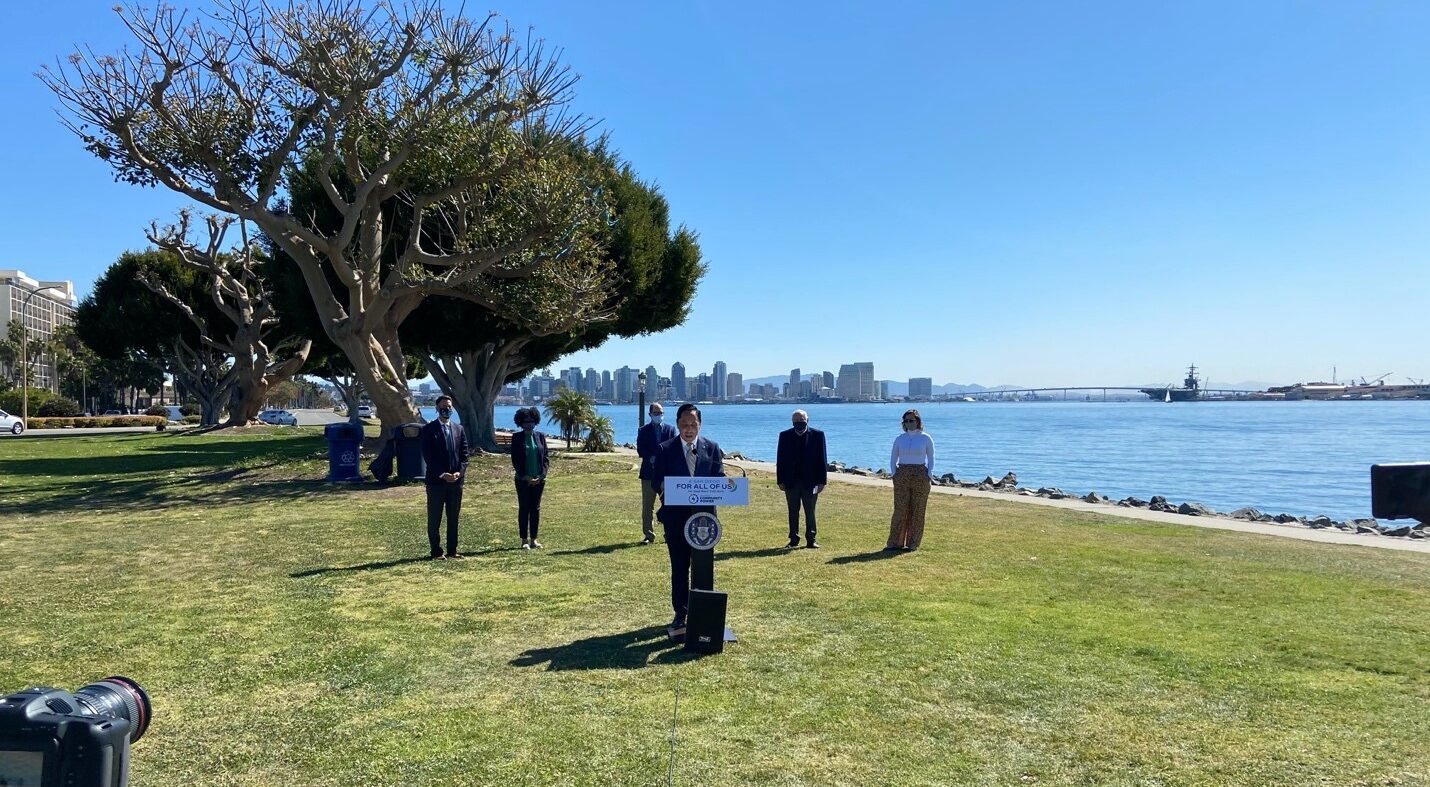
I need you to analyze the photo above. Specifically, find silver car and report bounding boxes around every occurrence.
[0,409,24,435]
[258,409,298,426]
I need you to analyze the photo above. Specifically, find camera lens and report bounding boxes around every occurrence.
[72,676,151,742]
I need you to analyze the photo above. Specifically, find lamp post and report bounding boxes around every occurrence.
[14,284,64,428]
[638,370,647,428]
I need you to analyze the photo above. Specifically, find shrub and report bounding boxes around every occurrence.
[144,405,168,417]
[37,397,82,417]
[0,387,51,414]
[582,415,616,452]
[179,404,200,417]
[183,415,202,424]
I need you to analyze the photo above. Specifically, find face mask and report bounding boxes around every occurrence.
[522,421,535,431]
[649,414,662,424]
[437,407,452,420]
[793,421,808,432]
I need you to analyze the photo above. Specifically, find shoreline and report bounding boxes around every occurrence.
[598,444,1430,554]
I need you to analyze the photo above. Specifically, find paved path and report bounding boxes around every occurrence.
[601,447,1430,555]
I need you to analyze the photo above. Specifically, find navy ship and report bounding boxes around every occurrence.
[1141,365,1201,402]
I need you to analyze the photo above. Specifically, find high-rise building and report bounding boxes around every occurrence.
[584,368,600,397]
[799,379,813,398]
[726,372,743,399]
[615,366,637,403]
[671,362,686,400]
[789,368,801,395]
[712,361,727,402]
[879,381,891,400]
[693,372,711,402]
[837,362,876,402]
[909,377,933,400]
[823,371,835,390]
[0,270,77,394]
[645,366,659,397]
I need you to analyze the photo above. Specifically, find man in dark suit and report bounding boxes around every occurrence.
[420,395,469,559]
[776,408,828,549]
[636,402,678,544]
[650,403,723,629]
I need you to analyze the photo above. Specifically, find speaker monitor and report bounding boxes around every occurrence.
[685,589,728,654]
[1371,463,1430,522]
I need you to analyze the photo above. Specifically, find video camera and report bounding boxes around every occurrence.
[0,676,150,787]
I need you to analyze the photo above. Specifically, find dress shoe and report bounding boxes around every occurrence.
[786,538,800,548]
[531,540,543,549]
[521,541,532,550]
[668,617,686,630]
[641,536,654,545]
[806,541,821,549]
[428,553,444,561]
[446,552,464,559]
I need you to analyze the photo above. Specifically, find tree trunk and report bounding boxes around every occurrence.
[329,321,421,442]
[425,341,524,454]
[223,340,311,427]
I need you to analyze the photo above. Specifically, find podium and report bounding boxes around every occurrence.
[664,477,748,653]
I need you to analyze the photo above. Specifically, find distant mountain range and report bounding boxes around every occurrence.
[741,375,1280,396]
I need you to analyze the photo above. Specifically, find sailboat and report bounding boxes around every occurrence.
[1164,387,1171,403]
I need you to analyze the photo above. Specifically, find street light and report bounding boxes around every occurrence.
[637,370,647,428]
[14,283,65,429]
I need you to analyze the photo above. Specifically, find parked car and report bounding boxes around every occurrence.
[0,409,24,435]
[357,404,374,418]
[102,409,123,416]
[258,409,298,426]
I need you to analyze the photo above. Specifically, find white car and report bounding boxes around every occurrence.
[357,404,374,418]
[258,409,298,426]
[0,409,24,435]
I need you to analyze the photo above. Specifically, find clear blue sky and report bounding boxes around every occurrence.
[4,1,1428,388]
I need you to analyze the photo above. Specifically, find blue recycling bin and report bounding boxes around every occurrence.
[324,422,364,482]
[392,423,426,481]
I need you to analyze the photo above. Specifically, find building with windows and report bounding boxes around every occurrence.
[725,372,743,400]
[909,377,933,400]
[837,362,876,401]
[712,361,727,402]
[615,366,638,403]
[671,362,686,400]
[1,270,78,393]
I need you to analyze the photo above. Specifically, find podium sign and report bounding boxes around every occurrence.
[663,476,749,506]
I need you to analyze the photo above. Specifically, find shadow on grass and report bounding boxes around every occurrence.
[510,626,707,671]
[715,546,791,562]
[550,541,647,556]
[290,547,522,578]
[827,549,905,565]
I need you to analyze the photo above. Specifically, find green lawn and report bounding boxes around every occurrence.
[1,431,1427,786]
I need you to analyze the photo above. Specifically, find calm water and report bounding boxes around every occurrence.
[424,401,1430,521]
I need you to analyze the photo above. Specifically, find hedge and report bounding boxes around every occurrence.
[25,416,167,429]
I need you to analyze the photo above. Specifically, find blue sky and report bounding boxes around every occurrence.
[4,1,1428,387]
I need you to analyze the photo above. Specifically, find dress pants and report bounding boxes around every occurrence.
[426,481,463,556]
[515,479,545,540]
[784,486,817,542]
[886,465,930,550]
[640,479,659,540]
[660,505,713,620]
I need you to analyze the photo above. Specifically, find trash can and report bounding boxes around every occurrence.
[392,423,426,481]
[324,422,364,482]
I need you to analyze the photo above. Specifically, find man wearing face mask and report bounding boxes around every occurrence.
[776,409,828,548]
[635,402,678,544]
[651,403,723,630]
[420,395,469,559]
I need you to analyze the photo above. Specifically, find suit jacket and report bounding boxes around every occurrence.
[509,429,550,480]
[420,419,469,484]
[776,426,828,489]
[652,435,724,528]
[636,421,678,480]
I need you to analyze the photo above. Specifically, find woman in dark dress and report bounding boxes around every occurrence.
[510,407,550,549]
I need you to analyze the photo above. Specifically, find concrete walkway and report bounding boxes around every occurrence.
[706,455,1430,555]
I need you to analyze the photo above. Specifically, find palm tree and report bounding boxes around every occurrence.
[582,414,615,452]
[544,388,594,448]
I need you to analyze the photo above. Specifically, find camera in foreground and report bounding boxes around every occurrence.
[0,676,151,787]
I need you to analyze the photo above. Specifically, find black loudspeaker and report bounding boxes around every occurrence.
[1371,463,1430,522]
[685,589,728,653]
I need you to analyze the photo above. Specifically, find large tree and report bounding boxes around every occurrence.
[143,211,311,425]
[77,250,234,424]
[408,156,704,451]
[43,0,608,434]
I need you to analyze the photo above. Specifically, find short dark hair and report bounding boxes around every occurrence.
[515,407,540,426]
[435,395,453,407]
[675,403,701,423]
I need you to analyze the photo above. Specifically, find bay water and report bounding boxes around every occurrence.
[423,401,1430,521]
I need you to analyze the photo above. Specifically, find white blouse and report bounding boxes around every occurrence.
[890,430,934,474]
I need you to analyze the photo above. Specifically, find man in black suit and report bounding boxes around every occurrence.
[650,403,723,629]
[635,402,678,544]
[776,408,827,548]
[420,395,469,559]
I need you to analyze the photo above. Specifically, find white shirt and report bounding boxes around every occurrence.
[890,430,934,475]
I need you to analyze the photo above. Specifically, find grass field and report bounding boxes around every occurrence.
[1,430,1427,786]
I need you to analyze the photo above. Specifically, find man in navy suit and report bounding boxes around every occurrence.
[420,395,469,559]
[776,409,828,548]
[635,402,678,544]
[650,403,723,629]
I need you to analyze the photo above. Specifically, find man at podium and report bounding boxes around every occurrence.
[650,403,724,630]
